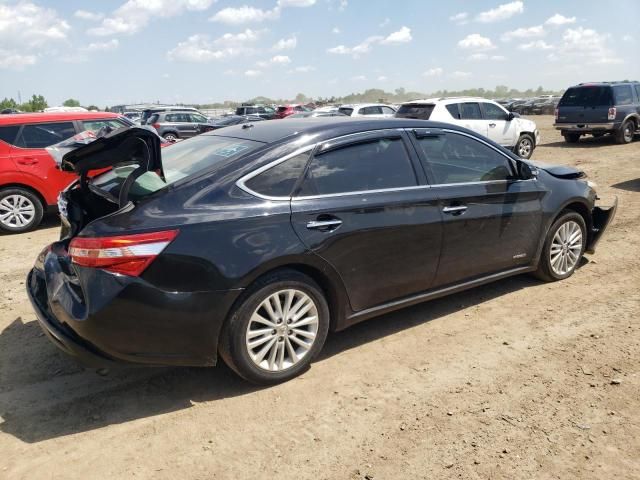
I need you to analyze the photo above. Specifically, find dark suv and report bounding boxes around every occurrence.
[148,111,212,142]
[235,105,277,119]
[555,81,640,144]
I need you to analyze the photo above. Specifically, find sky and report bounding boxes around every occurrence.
[1,0,639,107]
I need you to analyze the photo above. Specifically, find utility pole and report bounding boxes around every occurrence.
[18,90,22,104]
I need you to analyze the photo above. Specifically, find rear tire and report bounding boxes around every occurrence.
[563,133,581,143]
[615,119,634,144]
[0,187,44,233]
[533,211,586,282]
[219,270,330,385]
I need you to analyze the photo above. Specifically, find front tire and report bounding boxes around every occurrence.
[163,132,179,142]
[515,133,535,159]
[219,270,330,385]
[533,211,586,282]
[0,187,44,233]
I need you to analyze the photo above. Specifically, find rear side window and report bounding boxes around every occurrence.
[635,85,640,102]
[459,103,482,120]
[81,119,126,133]
[338,107,354,116]
[297,137,417,196]
[446,104,461,119]
[415,133,512,184]
[396,104,434,120]
[560,87,613,107]
[360,106,383,115]
[612,85,633,105]
[15,122,75,149]
[245,151,310,198]
[277,107,288,113]
[0,125,20,145]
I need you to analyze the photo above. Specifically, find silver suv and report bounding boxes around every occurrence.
[147,111,211,142]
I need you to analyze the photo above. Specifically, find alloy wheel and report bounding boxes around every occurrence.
[623,123,633,142]
[245,289,319,372]
[0,194,36,229]
[518,138,532,157]
[550,220,583,276]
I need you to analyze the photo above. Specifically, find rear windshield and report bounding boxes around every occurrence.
[277,106,288,112]
[91,135,264,199]
[338,107,353,116]
[395,104,435,120]
[559,86,613,107]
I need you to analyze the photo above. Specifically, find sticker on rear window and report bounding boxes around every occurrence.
[212,144,250,157]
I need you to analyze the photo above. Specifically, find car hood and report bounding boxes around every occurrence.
[530,161,585,179]
[58,127,163,177]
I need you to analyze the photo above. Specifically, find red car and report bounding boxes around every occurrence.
[0,112,131,233]
[275,104,310,119]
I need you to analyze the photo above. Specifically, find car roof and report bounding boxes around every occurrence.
[572,81,639,87]
[205,117,475,144]
[402,97,496,105]
[339,103,392,108]
[0,111,121,126]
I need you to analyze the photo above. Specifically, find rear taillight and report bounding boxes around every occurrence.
[69,230,179,276]
[554,108,559,120]
[608,107,616,121]
[152,123,161,130]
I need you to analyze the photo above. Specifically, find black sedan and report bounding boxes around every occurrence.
[197,114,265,134]
[27,119,617,384]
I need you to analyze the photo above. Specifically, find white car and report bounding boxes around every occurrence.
[338,103,397,118]
[396,97,540,159]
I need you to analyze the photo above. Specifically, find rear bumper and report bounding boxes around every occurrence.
[586,197,618,254]
[26,250,242,368]
[554,122,619,133]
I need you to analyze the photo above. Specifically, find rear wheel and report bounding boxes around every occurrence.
[515,133,535,159]
[219,270,330,384]
[615,119,634,144]
[0,187,44,233]
[563,132,581,143]
[533,211,586,282]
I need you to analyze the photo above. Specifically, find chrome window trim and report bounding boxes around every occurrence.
[293,184,432,201]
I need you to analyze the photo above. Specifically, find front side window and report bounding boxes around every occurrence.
[635,85,640,102]
[190,113,208,123]
[415,132,513,184]
[459,103,482,120]
[360,106,383,115]
[613,85,633,105]
[297,137,417,196]
[245,151,310,197]
[15,122,76,149]
[482,102,507,120]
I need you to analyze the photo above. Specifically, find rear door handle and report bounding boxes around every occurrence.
[17,157,38,165]
[306,219,342,231]
[442,206,468,214]
[489,123,496,128]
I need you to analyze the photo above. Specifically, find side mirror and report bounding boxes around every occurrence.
[507,112,515,121]
[517,161,537,180]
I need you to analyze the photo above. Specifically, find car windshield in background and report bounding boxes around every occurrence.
[396,104,435,120]
[91,135,264,198]
[560,86,613,107]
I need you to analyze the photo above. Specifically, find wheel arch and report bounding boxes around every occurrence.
[0,182,48,209]
[555,200,593,243]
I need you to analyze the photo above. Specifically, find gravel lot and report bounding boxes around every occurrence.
[1,115,639,479]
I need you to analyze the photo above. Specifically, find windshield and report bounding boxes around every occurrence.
[560,86,613,107]
[396,104,435,120]
[91,135,264,199]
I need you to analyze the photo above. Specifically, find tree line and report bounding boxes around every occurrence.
[0,95,98,112]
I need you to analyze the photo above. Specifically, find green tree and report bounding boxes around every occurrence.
[0,98,19,110]
[62,98,81,107]
[20,94,48,112]
[86,105,99,111]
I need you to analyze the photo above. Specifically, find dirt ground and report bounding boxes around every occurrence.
[1,115,639,480]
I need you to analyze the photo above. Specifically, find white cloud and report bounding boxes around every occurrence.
[381,26,412,44]
[89,0,216,36]
[277,0,316,6]
[332,27,340,34]
[377,75,388,81]
[162,73,170,78]
[622,34,634,43]
[458,33,496,51]
[501,25,545,41]
[167,31,260,62]
[84,39,120,52]
[423,67,443,77]
[272,35,297,50]
[351,75,366,81]
[290,65,316,73]
[518,40,553,50]
[244,69,262,77]
[449,12,468,25]
[0,50,37,70]
[0,2,69,69]
[211,5,279,24]
[257,55,291,68]
[468,53,506,61]
[476,1,523,23]
[545,14,576,26]
[328,26,411,57]
[558,27,623,64]
[450,71,471,78]
[74,10,104,21]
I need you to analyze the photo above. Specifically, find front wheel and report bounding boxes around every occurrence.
[163,132,179,142]
[515,134,535,159]
[219,270,330,384]
[533,211,586,282]
[0,187,44,233]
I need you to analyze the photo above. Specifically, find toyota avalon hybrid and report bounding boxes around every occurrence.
[27,119,616,384]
